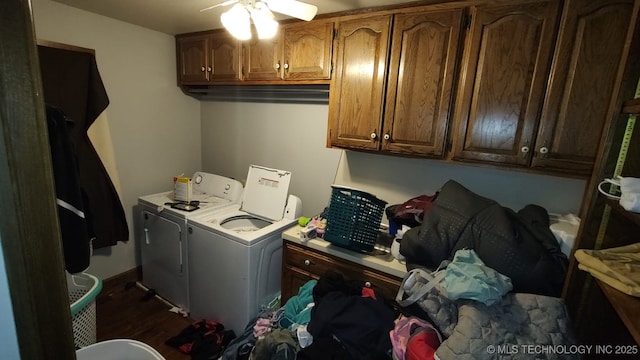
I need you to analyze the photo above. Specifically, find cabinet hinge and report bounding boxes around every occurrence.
[464,14,472,29]
[446,140,453,152]
[333,28,338,40]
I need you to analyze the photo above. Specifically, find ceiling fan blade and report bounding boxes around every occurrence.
[265,0,318,21]
[200,0,239,12]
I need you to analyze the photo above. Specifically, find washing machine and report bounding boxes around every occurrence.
[187,165,302,335]
[137,172,243,311]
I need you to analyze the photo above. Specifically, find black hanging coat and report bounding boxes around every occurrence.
[38,45,128,249]
[46,105,91,273]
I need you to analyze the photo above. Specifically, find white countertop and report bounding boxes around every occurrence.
[282,226,407,279]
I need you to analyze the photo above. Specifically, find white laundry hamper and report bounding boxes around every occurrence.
[76,339,166,360]
[67,272,102,348]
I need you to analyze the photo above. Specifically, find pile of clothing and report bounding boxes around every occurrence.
[220,270,398,360]
[399,180,568,297]
[191,180,575,360]
[165,320,236,360]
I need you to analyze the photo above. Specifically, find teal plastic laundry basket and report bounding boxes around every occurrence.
[324,185,387,252]
[67,272,102,348]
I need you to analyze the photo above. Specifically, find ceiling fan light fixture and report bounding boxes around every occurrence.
[266,0,317,21]
[221,3,252,40]
[250,2,279,39]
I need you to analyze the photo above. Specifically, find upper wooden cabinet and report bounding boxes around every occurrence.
[177,31,242,84]
[176,19,334,83]
[282,19,334,80]
[452,0,638,175]
[243,30,281,80]
[452,0,561,166]
[382,8,464,156]
[328,15,392,151]
[329,7,464,157]
[531,0,638,175]
[175,0,639,177]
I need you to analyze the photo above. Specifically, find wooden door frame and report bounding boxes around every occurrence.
[1,0,76,358]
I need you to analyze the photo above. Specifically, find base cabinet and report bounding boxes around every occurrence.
[281,240,402,304]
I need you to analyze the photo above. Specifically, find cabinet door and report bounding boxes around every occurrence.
[382,8,464,157]
[328,15,391,150]
[177,35,209,84]
[282,20,334,80]
[208,32,242,82]
[452,1,560,165]
[281,265,318,303]
[532,0,637,175]
[243,30,282,80]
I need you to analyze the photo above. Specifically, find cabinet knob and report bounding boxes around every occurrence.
[275,62,280,70]
[304,259,311,266]
[364,281,372,288]
[520,145,530,154]
[383,133,390,140]
[370,132,377,140]
[283,63,289,70]
[200,66,206,72]
[207,66,212,72]
[538,145,549,159]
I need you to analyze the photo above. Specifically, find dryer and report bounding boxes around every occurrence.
[137,172,243,311]
[187,165,302,335]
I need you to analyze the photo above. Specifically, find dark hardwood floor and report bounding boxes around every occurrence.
[95,268,193,360]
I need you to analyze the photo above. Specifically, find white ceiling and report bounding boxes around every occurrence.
[53,0,419,35]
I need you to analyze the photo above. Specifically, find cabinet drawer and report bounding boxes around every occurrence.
[284,242,336,278]
[346,267,402,302]
[283,241,402,302]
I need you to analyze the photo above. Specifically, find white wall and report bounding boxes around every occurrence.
[201,101,343,215]
[202,102,586,218]
[335,151,585,215]
[32,0,201,279]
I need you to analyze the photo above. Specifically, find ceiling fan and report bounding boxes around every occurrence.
[200,0,318,40]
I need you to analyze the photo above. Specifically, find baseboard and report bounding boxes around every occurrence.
[103,266,142,288]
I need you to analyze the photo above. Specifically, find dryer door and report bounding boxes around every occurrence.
[141,210,188,310]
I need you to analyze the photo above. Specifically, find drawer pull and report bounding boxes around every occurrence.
[304,259,311,266]
[365,281,372,288]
